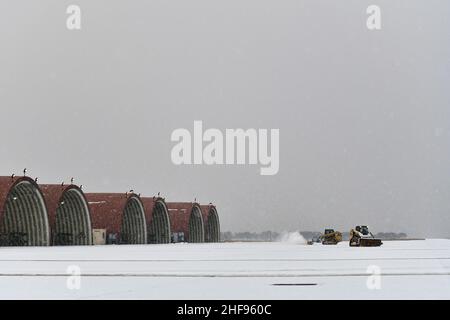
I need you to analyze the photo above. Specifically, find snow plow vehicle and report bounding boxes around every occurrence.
[349,226,382,247]
[320,229,342,245]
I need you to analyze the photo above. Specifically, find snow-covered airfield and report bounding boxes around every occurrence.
[0,239,449,299]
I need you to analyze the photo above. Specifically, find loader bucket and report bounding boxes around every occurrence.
[359,238,383,247]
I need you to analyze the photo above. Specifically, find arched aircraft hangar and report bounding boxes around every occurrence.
[40,184,93,246]
[0,176,50,246]
[0,173,221,246]
[166,202,204,243]
[85,193,147,244]
[200,204,221,243]
[141,196,171,244]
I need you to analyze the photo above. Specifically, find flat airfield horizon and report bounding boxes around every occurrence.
[0,239,449,299]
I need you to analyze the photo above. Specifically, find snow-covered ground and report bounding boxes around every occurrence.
[0,239,449,299]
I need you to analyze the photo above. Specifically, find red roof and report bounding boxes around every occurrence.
[166,202,202,239]
[85,193,140,234]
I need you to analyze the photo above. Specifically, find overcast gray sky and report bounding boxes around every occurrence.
[1,0,449,237]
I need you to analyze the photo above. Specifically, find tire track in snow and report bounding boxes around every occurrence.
[0,257,449,262]
[0,272,449,278]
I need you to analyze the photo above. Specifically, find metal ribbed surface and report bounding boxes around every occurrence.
[141,197,171,244]
[85,193,147,244]
[201,204,221,242]
[40,184,93,246]
[0,176,49,246]
[166,202,204,243]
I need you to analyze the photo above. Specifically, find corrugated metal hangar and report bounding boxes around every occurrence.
[0,174,220,246]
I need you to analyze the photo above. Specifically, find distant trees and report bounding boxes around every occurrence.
[221,231,279,241]
[375,232,407,240]
[221,231,408,241]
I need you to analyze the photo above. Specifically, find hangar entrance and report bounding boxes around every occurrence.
[54,189,92,245]
[121,197,146,244]
[148,201,170,244]
[188,206,204,243]
[206,207,220,242]
[0,181,49,246]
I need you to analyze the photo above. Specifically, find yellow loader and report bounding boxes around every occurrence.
[349,226,382,247]
[320,229,342,245]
